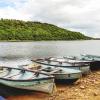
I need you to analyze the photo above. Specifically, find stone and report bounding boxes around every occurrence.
[93,92,98,96]
[80,86,85,89]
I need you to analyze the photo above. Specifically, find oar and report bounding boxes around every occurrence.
[49,68,61,74]
[0,66,53,77]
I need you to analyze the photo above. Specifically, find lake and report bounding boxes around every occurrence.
[0,40,100,66]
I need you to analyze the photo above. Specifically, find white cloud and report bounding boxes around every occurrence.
[0,0,100,37]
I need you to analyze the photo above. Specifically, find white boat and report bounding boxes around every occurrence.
[20,64,82,84]
[32,57,91,74]
[81,54,100,70]
[81,54,100,60]
[0,66,55,94]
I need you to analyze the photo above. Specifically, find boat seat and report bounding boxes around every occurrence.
[19,71,35,80]
[4,69,21,78]
[10,70,26,79]
[49,68,62,74]
[0,68,11,78]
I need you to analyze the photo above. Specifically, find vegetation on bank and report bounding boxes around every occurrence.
[0,19,91,40]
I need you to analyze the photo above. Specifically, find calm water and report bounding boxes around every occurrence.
[0,40,100,66]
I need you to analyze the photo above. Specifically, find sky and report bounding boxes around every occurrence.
[0,0,100,38]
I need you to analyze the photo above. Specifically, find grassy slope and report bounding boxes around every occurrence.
[0,19,91,40]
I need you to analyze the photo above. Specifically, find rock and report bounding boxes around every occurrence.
[75,80,81,85]
[58,89,65,93]
[80,86,85,89]
[93,92,98,96]
[74,89,78,92]
[61,97,66,100]
[83,80,87,83]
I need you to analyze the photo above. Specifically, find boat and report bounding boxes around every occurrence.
[0,96,5,100]
[0,66,55,94]
[31,57,91,74]
[80,54,100,70]
[20,64,82,84]
[81,54,100,60]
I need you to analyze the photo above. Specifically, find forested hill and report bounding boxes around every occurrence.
[0,19,91,40]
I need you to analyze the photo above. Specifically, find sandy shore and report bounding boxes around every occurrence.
[7,70,100,100]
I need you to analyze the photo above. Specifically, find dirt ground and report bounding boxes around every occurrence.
[7,70,100,100]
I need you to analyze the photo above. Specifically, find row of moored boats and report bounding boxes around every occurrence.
[0,54,100,94]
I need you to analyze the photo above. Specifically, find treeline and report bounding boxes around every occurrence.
[0,19,91,40]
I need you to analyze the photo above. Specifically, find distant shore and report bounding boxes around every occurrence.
[0,39,95,42]
[0,19,91,41]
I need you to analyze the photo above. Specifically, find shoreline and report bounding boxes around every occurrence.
[7,70,100,100]
[0,39,95,42]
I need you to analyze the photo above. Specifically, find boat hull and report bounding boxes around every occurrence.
[55,78,79,84]
[65,66,90,74]
[90,61,100,70]
[0,83,34,96]
[0,78,54,94]
[53,72,81,83]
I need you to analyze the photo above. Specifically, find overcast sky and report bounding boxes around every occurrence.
[0,0,100,38]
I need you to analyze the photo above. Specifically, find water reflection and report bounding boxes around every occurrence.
[0,57,32,67]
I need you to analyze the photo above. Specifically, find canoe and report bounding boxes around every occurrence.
[32,57,90,74]
[0,66,55,94]
[81,54,100,70]
[20,64,82,84]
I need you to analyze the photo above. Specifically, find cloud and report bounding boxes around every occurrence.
[0,0,100,37]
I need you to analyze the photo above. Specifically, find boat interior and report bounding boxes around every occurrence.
[33,57,90,67]
[0,67,51,80]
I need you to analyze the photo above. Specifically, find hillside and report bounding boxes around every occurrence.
[0,19,90,40]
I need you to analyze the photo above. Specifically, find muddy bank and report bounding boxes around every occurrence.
[7,71,100,100]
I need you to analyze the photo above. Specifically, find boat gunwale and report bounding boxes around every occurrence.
[32,60,90,67]
[0,76,54,82]
[51,72,81,75]
[0,66,53,76]
[19,64,82,75]
[0,66,54,82]
[41,67,81,74]
[34,57,92,63]
[81,54,100,58]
